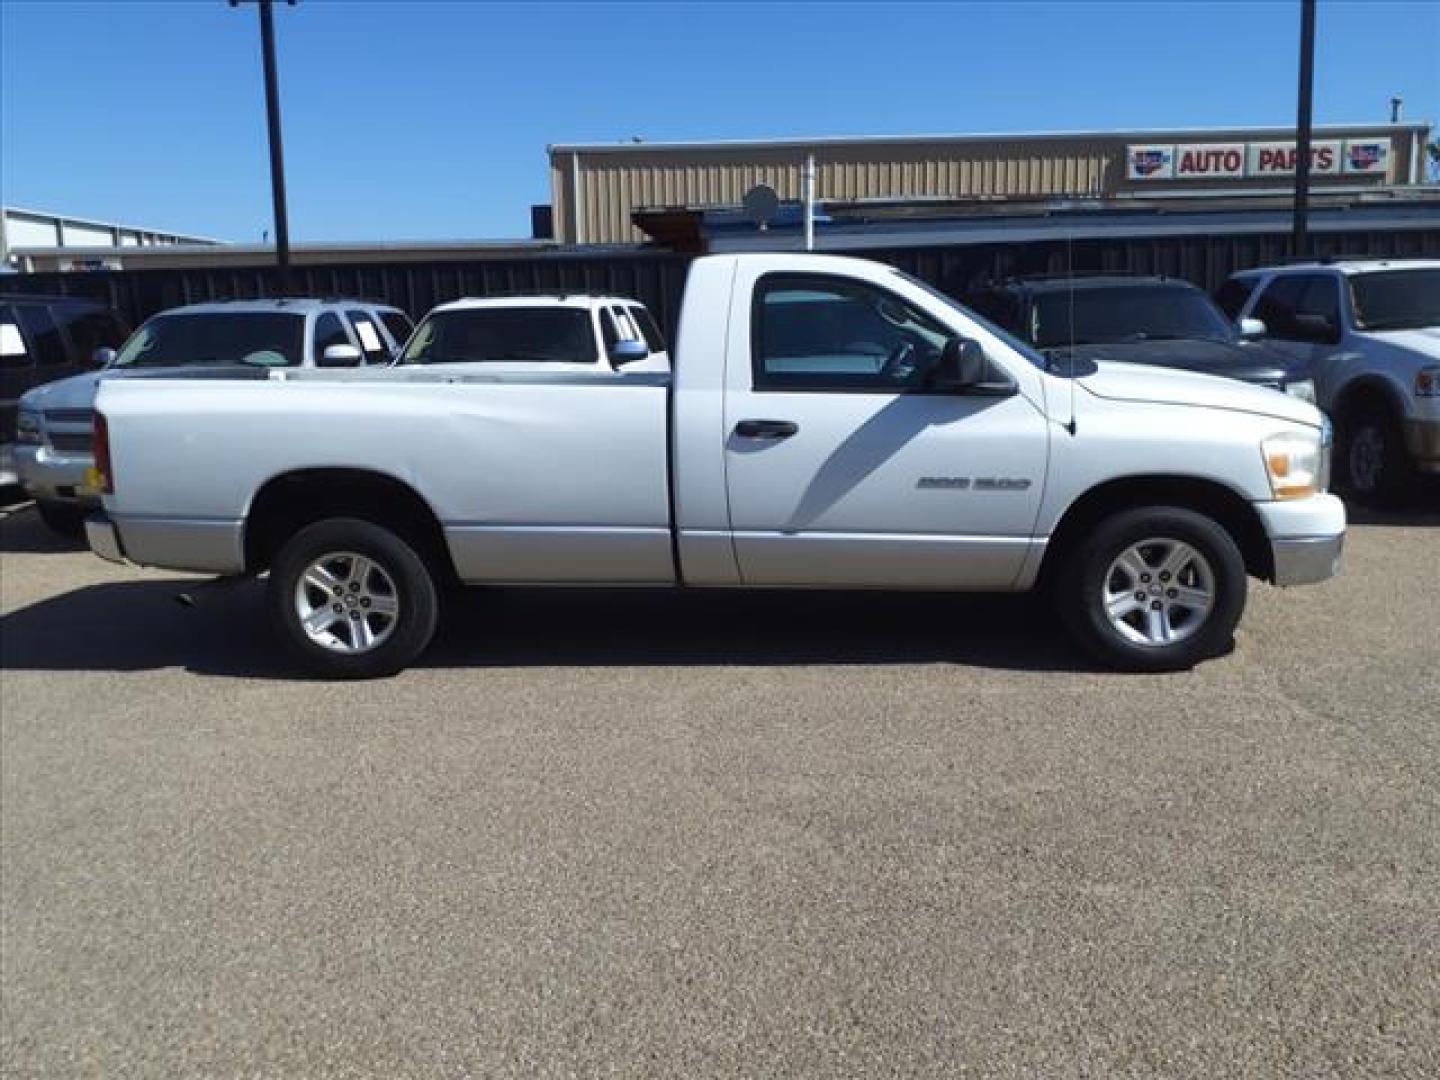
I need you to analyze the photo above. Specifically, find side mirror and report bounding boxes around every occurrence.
[1238,317,1266,340]
[93,346,117,368]
[609,339,648,367]
[929,337,1018,395]
[319,343,363,368]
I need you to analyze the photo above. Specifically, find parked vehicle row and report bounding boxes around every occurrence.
[84,253,1345,678]
[2,294,130,490]
[11,298,413,533]
[1215,259,1439,504]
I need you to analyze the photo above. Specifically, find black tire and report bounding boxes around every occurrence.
[1337,401,1412,507]
[1058,506,1247,672]
[36,500,86,537]
[269,517,439,679]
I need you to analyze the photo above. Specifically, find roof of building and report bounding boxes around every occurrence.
[551,121,1432,155]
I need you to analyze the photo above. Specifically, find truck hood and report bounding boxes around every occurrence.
[1045,338,1305,385]
[19,365,273,412]
[1077,361,1323,427]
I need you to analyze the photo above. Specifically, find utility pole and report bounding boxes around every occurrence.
[231,0,296,294]
[1292,0,1316,258]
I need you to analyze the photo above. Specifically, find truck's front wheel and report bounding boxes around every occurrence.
[1058,507,1246,672]
[270,518,439,679]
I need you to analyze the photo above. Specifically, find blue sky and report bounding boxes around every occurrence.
[2,1,1436,242]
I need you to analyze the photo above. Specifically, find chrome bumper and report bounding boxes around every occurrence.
[1271,534,1344,587]
[14,444,98,503]
[85,513,127,565]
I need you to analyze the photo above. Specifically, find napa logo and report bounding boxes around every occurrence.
[1126,145,1175,180]
[1346,141,1387,172]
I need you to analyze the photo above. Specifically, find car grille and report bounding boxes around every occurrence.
[44,408,94,424]
[48,432,93,455]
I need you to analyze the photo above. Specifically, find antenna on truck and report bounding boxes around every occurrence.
[1064,228,1078,436]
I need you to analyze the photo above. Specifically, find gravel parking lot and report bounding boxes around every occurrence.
[2,495,1438,1078]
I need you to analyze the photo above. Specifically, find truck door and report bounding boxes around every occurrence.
[721,269,1049,589]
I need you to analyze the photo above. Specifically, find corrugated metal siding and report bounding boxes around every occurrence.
[7,224,1437,339]
[564,139,1118,242]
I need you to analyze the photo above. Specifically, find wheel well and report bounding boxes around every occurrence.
[1038,476,1274,586]
[1332,377,1404,428]
[244,468,457,582]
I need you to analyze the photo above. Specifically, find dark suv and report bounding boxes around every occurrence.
[963,276,1315,400]
[1,294,130,488]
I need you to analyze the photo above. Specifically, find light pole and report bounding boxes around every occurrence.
[1292,0,1316,258]
[230,0,296,294]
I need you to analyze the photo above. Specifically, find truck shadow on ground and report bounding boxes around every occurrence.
[0,499,87,554]
[0,578,1098,678]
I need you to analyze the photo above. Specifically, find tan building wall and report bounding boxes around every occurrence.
[550,123,1429,244]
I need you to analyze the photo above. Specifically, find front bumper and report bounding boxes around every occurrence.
[1253,492,1346,587]
[14,443,100,505]
[86,512,127,565]
[1403,418,1440,474]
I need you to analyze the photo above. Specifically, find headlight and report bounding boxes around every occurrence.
[15,409,42,444]
[1262,429,1324,500]
[1417,366,1440,398]
[1283,378,1316,404]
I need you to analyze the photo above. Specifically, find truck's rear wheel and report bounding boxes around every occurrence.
[269,518,438,679]
[1058,506,1246,672]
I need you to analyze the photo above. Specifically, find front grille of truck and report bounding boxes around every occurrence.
[47,432,93,455]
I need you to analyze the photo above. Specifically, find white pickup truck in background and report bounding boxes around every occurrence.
[87,253,1345,678]
[397,293,670,374]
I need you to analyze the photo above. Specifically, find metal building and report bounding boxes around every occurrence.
[1,206,220,272]
[549,122,1432,244]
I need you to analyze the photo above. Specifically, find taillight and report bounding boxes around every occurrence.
[92,411,114,493]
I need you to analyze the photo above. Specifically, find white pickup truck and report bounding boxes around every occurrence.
[86,253,1345,678]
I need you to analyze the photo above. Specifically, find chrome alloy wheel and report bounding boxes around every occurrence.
[294,551,400,654]
[1102,538,1215,647]
[1348,425,1384,493]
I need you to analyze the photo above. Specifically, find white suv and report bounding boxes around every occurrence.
[15,297,413,534]
[1217,259,1439,504]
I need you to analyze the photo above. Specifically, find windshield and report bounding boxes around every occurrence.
[1349,269,1440,331]
[1031,285,1234,348]
[403,308,597,365]
[114,312,306,368]
[892,270,1051,371]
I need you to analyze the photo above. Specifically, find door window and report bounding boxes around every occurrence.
[346,310,390,364]
[312,312,352,364]
[627,305,667,353]
[14,304,68,365]
[379,311,413,349]
[1,308,29,369]
[1214,277,1258,320]
[1253,274,1339,343]
[753,274,951,391]
[59,308,129,362]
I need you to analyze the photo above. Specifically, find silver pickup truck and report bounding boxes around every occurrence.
[87,253,1345,678]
